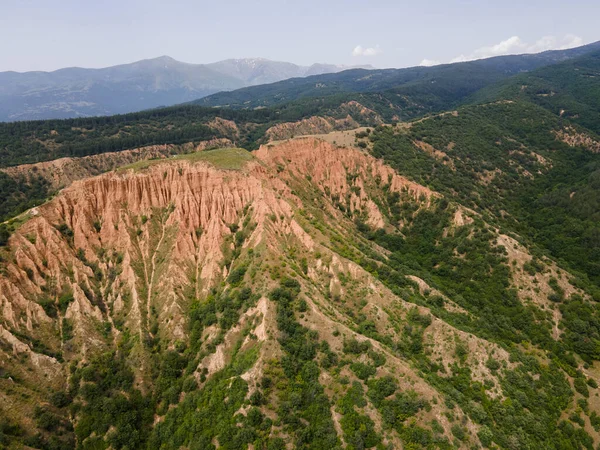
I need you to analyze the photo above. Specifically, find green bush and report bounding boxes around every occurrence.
[350,362,376,381]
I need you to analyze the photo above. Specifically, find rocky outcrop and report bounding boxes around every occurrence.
[257,138,436,227]
[0,139,233,191]
[1,138,438,345]
[266,115,359,141]
[555,126,600,153]
[263,101,383,142]
[339,101,384,124]
[208,117,240,140]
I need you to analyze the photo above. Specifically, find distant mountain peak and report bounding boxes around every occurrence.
[230,57,270,63]
[151,55,179,63]
[0,56,370,121]
[130,55,189,69]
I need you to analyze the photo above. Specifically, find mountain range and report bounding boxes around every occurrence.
[0,57,371,121]
[1,41,600,449]
[196,41,600,111]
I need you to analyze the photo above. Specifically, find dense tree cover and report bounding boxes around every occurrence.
[337,342,447,448]
[365,377,442,449]
[366,183,600,368]
[370,101,600,290]
[0,100,372,169]
[364,200,555,351]
[0,106,223,167]
[0,224,10,246]
[0,404,74,449]
[137,279,344,450]
[70,351,154,449]
[269,279,341,449]
[0,417,25,448]
[473,50,600,134]
[149,346,263,449]
[337,381,382,449]
[0,171,49,222]
[0,104,333,168]
[559,295,600,363]
[425,354,586,449]
[188,285,258,354]
[61,280,264,449]
[522,152,600,288]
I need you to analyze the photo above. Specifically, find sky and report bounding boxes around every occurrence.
[1,0,599,72]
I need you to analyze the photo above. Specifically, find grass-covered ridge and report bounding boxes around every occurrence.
[118,147,255,172]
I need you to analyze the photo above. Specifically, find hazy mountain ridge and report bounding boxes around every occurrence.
[197,40,600,110]
[0,56,371,121]
[206,57,372,85]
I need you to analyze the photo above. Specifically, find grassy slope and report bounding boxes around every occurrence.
[119,147,255,172]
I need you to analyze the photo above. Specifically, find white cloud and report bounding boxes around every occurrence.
[419,59,441,67]
[556,34,584,50]
[449,55,469,63]
[353,45,382,57]
[453,34,584,63]
[421,34,585,66]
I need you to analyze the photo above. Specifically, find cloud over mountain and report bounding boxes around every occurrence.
[352,45,383,57]
[420,34,584,66]
[451,34,584,63]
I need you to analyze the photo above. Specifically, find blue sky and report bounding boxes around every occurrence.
[1,0,599,72]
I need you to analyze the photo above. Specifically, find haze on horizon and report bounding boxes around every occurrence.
[1,0,599,72]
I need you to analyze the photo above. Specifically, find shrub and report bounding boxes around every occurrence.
[227,266,247,286]
[350,362,376,381]
[343,337,371,354]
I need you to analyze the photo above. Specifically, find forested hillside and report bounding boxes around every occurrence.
[472,49,600,133]
[367,101,600,291]
[195,42,600,110]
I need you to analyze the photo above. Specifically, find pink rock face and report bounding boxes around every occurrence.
[256,138,436,227]
[0,137,434,377]
[0,137,531,441]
